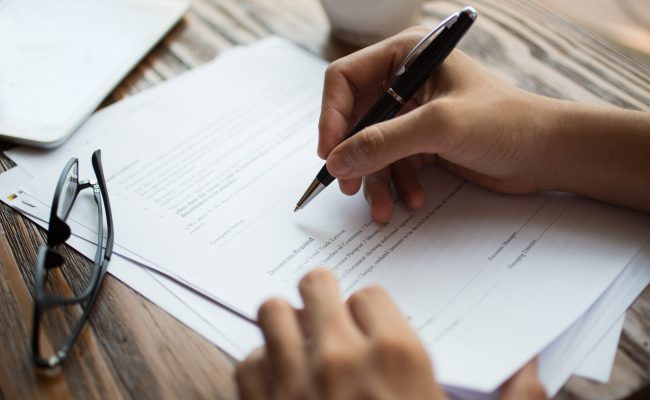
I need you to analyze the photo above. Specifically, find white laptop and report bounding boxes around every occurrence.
[0,0,189,147]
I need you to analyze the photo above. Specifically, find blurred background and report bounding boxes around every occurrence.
[543,0,650,61]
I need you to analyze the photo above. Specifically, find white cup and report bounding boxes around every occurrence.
[320,0,424,47]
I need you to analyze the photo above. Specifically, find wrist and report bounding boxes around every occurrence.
[531,98,650,212]
[528,95,569,193]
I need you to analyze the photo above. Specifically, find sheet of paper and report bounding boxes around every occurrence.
[0,167,262,360]
[537,240,650,395]
[444,254,647,399]
[6,37,650,392]
[574,314,624,382]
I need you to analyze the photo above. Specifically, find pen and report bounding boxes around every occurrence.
[295,6,477,212]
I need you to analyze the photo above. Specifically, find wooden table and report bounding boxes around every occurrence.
[1,1,649,399]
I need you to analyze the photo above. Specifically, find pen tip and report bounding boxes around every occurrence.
[294,206,300,213]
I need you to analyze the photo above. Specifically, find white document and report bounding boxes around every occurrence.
[6,37,650,392]
[574,314,624,382]
[537,241,650,395]
[0,167,262,360]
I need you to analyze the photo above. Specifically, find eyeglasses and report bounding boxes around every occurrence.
[32,149,114,368]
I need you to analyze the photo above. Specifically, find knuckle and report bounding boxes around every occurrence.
[324,62,336,77]
[375,336,410,356]
[318,115,334,140]
[313,348,359,388]
[373,336,427,368]
[354,128,387,161]
[276,375,308,400]
[324,61,344,82]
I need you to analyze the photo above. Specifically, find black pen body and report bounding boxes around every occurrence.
[392,8,476,100]
[317,92,402,185]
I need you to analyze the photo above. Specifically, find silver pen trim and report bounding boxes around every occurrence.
[387,87,405,105]
[295,179,326,211]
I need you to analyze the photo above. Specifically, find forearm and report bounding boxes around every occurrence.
[540,99,650,212]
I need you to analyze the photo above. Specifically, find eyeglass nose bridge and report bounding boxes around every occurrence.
[78,179,99,191]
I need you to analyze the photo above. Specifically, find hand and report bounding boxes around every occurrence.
[318,26,551,223]
[235,268,547,400]
[318,27,650,222]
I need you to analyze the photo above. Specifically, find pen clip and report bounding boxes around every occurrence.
[395,12,460,76]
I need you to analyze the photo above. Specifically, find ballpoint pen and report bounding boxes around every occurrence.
[294,6,477,212]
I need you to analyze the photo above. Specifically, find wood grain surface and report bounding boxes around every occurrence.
[542,0,650,58]
[0,1,649,399]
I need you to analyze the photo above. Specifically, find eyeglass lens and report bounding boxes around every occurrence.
[56,162,79,220]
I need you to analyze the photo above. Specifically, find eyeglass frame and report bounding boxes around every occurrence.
[32,149,114,369]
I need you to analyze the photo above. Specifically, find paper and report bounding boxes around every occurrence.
[3,166,643,397]
[537,240,650,395]
[6,37,650,392]
[574,314,624,382]
[0,167,263,360]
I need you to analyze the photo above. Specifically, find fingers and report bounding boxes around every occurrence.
[326,101,451,179]
[338,177,362,196]
[499,359,547,400]
[363,158,425,224]
[298,268,358,342]
[392,157,425,209]
[236,348,270,400]
[298,269,366,399]
[362,168,393,224]
[346,285,445,399]
[318,27,430,159]
[346,286,413,339]
[257,298,306,396]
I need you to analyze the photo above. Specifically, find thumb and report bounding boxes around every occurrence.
[325,103,446,179]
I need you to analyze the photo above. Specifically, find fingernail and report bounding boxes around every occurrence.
[327,153,352,176]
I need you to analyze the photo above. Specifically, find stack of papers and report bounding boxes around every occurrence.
[2,37,648,397]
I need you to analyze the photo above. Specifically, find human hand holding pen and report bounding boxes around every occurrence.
[319,27,650,223]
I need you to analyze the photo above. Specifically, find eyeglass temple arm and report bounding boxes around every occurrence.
[91,149,114,261]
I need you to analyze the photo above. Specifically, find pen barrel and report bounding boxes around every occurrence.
[317,164,336,185]
[317,92,400,186]
[392,11,475,101]
[348,92,401,137]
